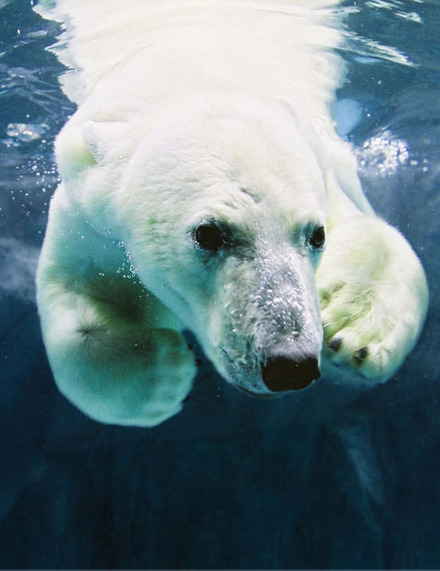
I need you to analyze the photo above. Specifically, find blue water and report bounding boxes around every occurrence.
[1,0,440,568]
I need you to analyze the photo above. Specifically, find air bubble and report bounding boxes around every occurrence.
[6,122,48,144]
[357,131,409,175]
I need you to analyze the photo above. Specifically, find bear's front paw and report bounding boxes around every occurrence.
[319,284,400,382]
[316,217,428,384]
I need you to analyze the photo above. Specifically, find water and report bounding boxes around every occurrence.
[0,0,440,568]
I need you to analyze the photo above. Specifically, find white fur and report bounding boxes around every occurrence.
[36,0,428,426]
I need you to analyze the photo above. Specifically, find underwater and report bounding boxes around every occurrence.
[1,0,440,568]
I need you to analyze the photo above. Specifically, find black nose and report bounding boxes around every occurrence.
[262,356,320,392]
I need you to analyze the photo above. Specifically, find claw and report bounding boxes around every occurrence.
[328,337,342,353]
[354,346,368,364]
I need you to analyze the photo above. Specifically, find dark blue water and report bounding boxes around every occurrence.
[1,0,439,568]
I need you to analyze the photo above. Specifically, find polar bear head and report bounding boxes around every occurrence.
[67,98,328,397]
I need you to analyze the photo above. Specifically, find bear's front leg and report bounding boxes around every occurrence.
[40,287,195,426]
[316,216,428,384]
[37,281,196,426]
[36,186,197,426]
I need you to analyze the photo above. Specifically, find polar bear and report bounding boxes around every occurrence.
[36,0,428,426]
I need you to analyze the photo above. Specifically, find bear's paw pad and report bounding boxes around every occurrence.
[320,281,401,382]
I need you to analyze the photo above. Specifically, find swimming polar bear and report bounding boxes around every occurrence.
[36,0,428,426]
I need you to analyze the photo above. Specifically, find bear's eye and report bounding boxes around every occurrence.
[194,223,225,251]
[309,225,325,249]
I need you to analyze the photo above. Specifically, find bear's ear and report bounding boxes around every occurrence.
[55,120,129,181]
[81,120,128,162]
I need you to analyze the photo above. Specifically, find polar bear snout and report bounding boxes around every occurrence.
[262,355,321,392]
[207,250,324,396]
